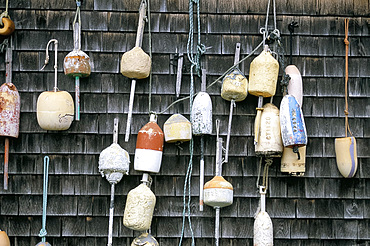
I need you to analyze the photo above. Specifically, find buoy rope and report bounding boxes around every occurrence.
[256,157,273,193]
[147,0,153,114]
[73,1,81,30]
[344,18,353,138]
[0,0,10,25]
[39,156,50,242]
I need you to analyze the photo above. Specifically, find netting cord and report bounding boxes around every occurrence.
[39,156,50,242]
[0,0,10,25]
[344,18,353,138]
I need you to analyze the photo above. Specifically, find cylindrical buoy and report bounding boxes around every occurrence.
[280,95,307,159]
[0,230,10,246]
[64,49,91,78]
[123,182,156,231]
[221,68,248,102]
[163,114,192,143]
[280,146,306,176]
[0,17,15,36]
[254,187,273,246]
[285,65,303,107]
[131,232,159,246]
[121,46,151,79]
[191,92,212,135]
[0,82,20,138]
[248,47,279,98]
[255,103,283,157]
[36,90,74,131]
[99,143,130,184]
[204,176,233,208]
[134,114,164,173]
[335,137,357,178]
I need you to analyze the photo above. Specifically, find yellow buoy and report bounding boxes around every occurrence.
[221,69,248,102]
[280,146,306,176]
[335,137,357,178]
[248,46,279,98]
[163,114,192,143]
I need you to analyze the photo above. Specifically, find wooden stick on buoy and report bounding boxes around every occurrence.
[125,0,148,142]
[176,52,184,98]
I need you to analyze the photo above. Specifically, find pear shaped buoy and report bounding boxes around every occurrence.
[37,39,74,131]
[249,45,279,145]
[123,174,156,231]
[1,43,20,190]
[285,65,303,107]
[255,103,283,157]
[0,230,10,246]
[280,95,307,159]
[335,137,357,178]
[134,114,164,173]
[131,232,159,246]
[254,186,273,246]
[163,114,192,143]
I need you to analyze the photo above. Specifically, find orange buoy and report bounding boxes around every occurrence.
[0,17,15,36]
[0,230,10,246]
[203,175,233,208]
[134,114,164,173]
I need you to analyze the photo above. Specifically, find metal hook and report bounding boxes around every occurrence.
[41,39,59,92]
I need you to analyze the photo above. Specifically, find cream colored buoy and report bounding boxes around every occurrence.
[123,176,156,231]
[131,232,159,246]
[37,39,74,131]
[280,146,306,176]
[121,46,151,79]
[335,137,357,178]
[163,114,191,143]
[255,103,283,157]
[134,114,164,173]
[285,65,303,107]
[203,175,233,208]
[0,230,10,246]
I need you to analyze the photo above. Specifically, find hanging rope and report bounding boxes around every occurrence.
[39,156,50,243]
[0,0,10,26]
[147,0,153,114]
[256,157,273,193]
[73,1,81,28]
[344,18,353,138]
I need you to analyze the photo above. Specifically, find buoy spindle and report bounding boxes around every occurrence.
[108,183,115,246]
[3,138,9,190]
[74,23,81,121]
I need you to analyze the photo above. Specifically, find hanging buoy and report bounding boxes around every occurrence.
[255,103,283,157]
[36,243,51,246]
[192,69,212,211]
[37,39,74,131]
[0,17,15,36]
[285,65,303,107]
[280,146,306,176]
[280,95,307,159]
[253,186,273,246]
[335,137,357,178]
[163,114,191,143]
[191,92,212,135]
[134,114,164,173]
[203,175,233,208]
[249,45,279,145]
[1,40,20,190]
[221,43,246,163]
[0,230,10,246]
[123,174,156,231]
[121,46,151,79]
[123,0,150,142]
[131,232,159,246]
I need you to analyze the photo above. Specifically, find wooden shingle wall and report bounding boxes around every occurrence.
[0,0,369,245]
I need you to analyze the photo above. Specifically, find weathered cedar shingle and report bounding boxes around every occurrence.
[62,216,86,236]
[308,219,333,239]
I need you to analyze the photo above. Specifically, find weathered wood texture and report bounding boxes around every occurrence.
[0,0,368,245]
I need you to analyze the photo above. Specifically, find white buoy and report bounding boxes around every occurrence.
[285,65,303,107]
[254,186,273,246]
[335,137,357,178]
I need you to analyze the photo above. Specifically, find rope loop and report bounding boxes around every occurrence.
[76,0,81,7]
[38,228,47,238]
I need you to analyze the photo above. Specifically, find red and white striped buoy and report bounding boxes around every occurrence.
[134,114,164,173]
